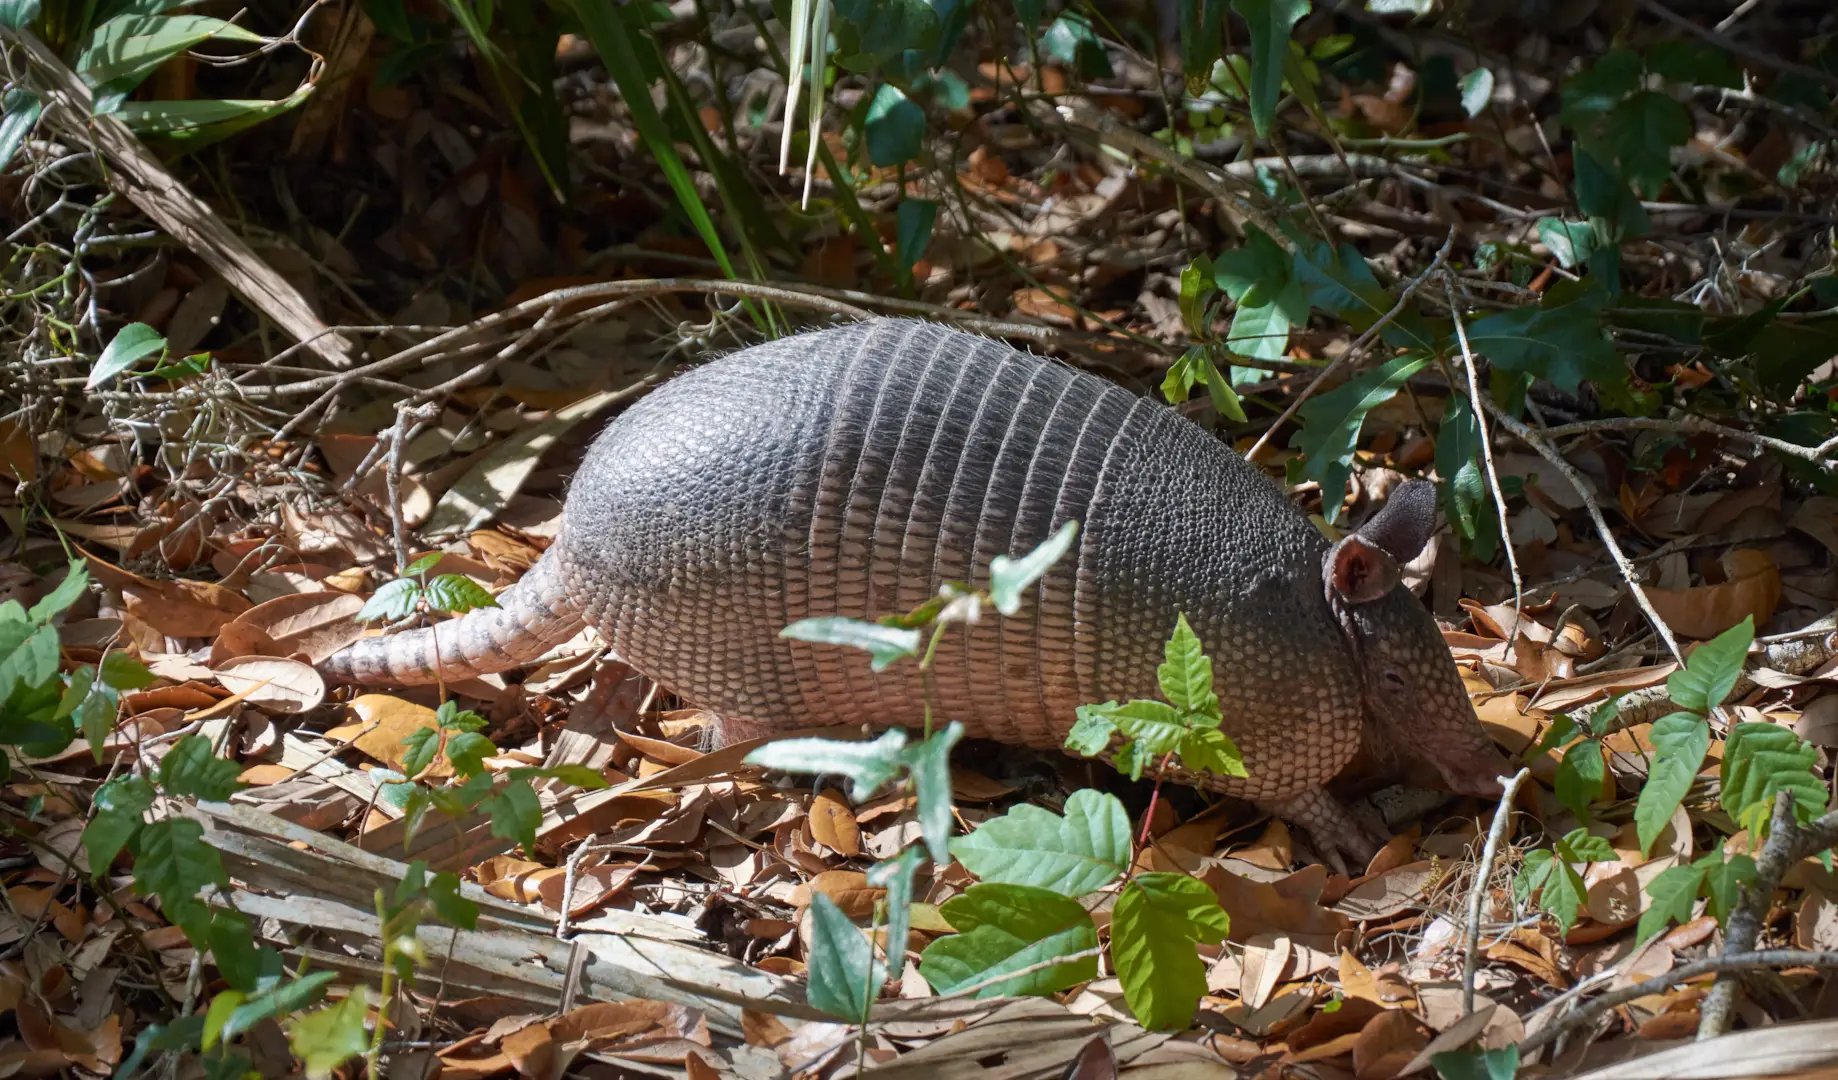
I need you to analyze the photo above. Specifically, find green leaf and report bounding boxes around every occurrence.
[201,990,244,1052]
[1536,218,1597,269]
[745,729,909,802]
[76,15,265,98]
[423,574,498,615]
[1636,864,1704,944]
[404,552,443,576]
[224,971,337,1044]
[159,735,245,801]
[530,763,609,789]
[1198,355,1247,422]
[1697,850,1757,922]
[115,88,310,148]
[919,884,1098,998]
[1573,145,1650,239]
[27,561,88,622]
[868,844,922,974]
[831,0,938,69]
[1521,829,1613,933]
[806,892,882,1021]
[949,789,1130,897]
[1436,393,1487,541]
[1630,712,1706,860]
[1458,67,1493,118]
[1111,873,1230,1030]
[357,578,421,623]
[1668,617,1753,714]
[1070,700,1184,780]
[429,870,479,930]
[1228,0,1308,138]
[442,731,496,778]
[902,722,964,866]
[1180,726,1249,779]
[399,727,438,780]
[135,818,229,903]
[1554,828,1617,864]
[484,778,541,852]
[1157,614,1216,716]
[780,617,920,672]
[1064,707,1118,759]
[1431,1045,1519,1080]
[1721,721,1827,839]
[1553,736,1604,820]
[1646,39,1741,89]
[436,700,487,732]
[895,198,937,274]
[988,521,1078,617]
[1040,12,1111,78]
[1465,277,1621,393]
[1529,852,1588,932]
[1177,258,1216,337]
[207,909,263,993]
[1561,49,1641,124]
[0,623,59,700]
[0,87,41,174]
[99,649,154,690]
[84,774,154,869]
[1605,90,1691,197]
[0,1,40,30]
[1294,240,1432,351]
[1293,352,1429,524]
[865,83,924,166]
[286,986,372,1080]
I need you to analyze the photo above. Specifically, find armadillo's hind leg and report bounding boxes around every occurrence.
[320,548,587,686]
[1259,787,1390,877]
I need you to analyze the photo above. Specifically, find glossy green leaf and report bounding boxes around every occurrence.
[116,88,310,148]
[436,700,487,732]
[1228,0,1308,137]
[84,774,154,869]
[1636,864,1703,944]
[429,870,479,930]
[207,909,263,993]
[1721,721,1827,839]
[484,777,541,851]
[806,892,882,1021]
[0,623,58,701]
[1465,277,1621,393]
[135,819,229,904]
[1635,712,1709,856]
[1647,39,1741,88]
[1458,67,1493,117]
[1157,613,1217,717]
[86,322,166,389]
[77,15,264,95]
[1668,616,1753,714]
[920,884,1097,998]
[1435,393,1487,541]
[357,578,421,623]
[745,729,908,801]
[1292,352,1429,524]
[1698,850,1757,922]
[1431,1045,1519,1080]
[285,986,371,1080]
[1553,736,1604,820]
[424,574,498,615]
[949,789,1130,897]
[399,727,438,780]
[201,990,244,1052]
[1536,218,1597,269]
[865,83,924,166]
[895,198,938,274]
[1605,90,1691,198]
[0,0,40,29]
[868,843,922,975]
[1040,12,1111,78]
[780,617,920,671]
[902,721,964,866]
[159,735,245,801]
[99,649,153,690]
[1111,873,1230,1030]
[27,561,87,623]
[404,552,443,575]
[223,970,337,1043]
[988,521,1078,616]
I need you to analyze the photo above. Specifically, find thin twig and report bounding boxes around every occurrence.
[1519,948,1838,1056]
[1444,277,1525,630]
[1475,388,1686,666]
[1639,0,1838,91]
[1535,415,1838,464]
[1462,767,1531,1016]
[1243,227,1455,466]
[555,832,599,941]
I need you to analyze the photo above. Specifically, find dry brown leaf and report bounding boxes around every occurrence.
[1351,1008,1429,1080]
[213,656,325,713]
[1794,697,1838,748]
[537,863,642,917]
[1286,996,1386,1057]
[216,591,366,664]
[477,856,553,903]
[499,1021,554,1079]
[323,695,449,777]
[1240,934,1292,1011]
[949,770,1016,802]
[798,870,883,919]
[809,789,862,858]
[1796,891,1838,950]
[1333,863,1434,922]
[1646,548,1782,641]
[0,420,35,483]
[81,549,251,638]
[740,1009,791,1048]
[1201,863,1353,950]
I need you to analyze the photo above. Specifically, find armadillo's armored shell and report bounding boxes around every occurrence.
[558,318,1366,803]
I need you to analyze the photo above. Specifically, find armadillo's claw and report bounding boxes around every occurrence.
[1263,788,1391,876]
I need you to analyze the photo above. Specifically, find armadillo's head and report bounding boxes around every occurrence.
[1322,480,1512,800]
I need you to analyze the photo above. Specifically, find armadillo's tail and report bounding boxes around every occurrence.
[320,545,587,686]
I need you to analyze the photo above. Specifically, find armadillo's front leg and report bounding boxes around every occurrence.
[1259,787,1389,877]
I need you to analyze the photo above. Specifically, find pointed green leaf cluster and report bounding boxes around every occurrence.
[1110,873,1231,1030]
[1516,828,1615,932]
[1290,353,1430,526]
[780,617,921,671]
[1161,345,1248,422]
[1637,848,1758,944]
[1722,721,1828,840]
[1212,226,1308,365]
[1066,614,1246,781]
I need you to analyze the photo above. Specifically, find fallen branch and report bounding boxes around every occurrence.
[1,24,363,370]
[1462,767,1532,1016]
[1698,793,1838,1038]
[1518,948,1838,1057]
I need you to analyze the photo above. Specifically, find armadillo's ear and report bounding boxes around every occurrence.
[1324,534,1400,604]
[1354,478,1439,563]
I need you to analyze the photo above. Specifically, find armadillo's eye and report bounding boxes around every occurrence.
[1380,670,1407,692]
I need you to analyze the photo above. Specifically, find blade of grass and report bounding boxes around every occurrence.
[567,0,769,332]
[439,0,567,202]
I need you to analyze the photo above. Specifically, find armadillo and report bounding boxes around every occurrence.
[321,317,1510,868]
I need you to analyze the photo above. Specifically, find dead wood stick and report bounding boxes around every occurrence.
[1,25,363,370]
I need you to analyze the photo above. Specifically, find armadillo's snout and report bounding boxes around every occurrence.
[1432,741,1514,798]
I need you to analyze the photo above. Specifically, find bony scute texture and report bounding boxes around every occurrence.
[319,317,1510,868]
